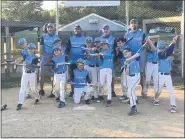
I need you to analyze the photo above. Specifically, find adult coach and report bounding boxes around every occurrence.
[99,25,117,97]
[66,25,86,97]
[39,23,60,97]
[124,19,147,97]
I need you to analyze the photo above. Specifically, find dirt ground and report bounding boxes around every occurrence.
[1,84,184,138]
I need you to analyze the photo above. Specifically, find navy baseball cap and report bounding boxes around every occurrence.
[18,38,26,45]
[47,23,56,28]
[130,19,138,23]
[74,24,81,29]
[103,24,110,29]
[27,43,36,49]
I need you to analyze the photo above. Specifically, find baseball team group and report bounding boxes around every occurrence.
[6,19,179,116]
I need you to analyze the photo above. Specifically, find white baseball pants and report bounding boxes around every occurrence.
[18,72,40,104]
[126,73,140,107]
[143,62,159,95]
[121,71,127,96]
[99,68,112,100]
[84,65,98,98]
[74,86,91,104]
[22,63,31,96]
[156,73,176,106]
[53,73,66,102]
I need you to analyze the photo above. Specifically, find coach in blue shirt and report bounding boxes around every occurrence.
[99,25,117,97]
[39,23,61,97]
[66,25,86,97]
[124,19,147,97]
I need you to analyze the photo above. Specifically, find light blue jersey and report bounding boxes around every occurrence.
[100,35,115,52]
[147,50,158,62]
[21,48,29,61]
[52,55,67,73]
[25,54,38,72]
[158,58,171,73]
[99,48,113,69]
[128,59,140,75]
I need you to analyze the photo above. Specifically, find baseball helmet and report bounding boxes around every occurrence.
[157,41,166,49]
[85,37,93,43]
[27,43,36,49]
[18,38,26,45]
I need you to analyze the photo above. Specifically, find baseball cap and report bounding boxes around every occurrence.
[47,23,56,28]
[102,24,110,29]
[157,41,166,49]
[76,58,85,64]
[101,39,109,45]
[74,24,81,29]
[53,45,62,51]
[94,37,101,43]
[130,19,138,23]
[18,38,26,45]
[27,43,36,49]
[85,37,93,43]
[54,38,62,44]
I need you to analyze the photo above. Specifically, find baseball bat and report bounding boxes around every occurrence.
[15,64,40,68]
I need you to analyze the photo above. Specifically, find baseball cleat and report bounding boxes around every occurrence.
[57,101,65,108]
[106,100,112,107]
[47,93,55,98]
[141,93,147,99]
[121,97,130,103]
[39,90,45,96]
[91,96,95,100]
[1,104,7,111]
[119,95,127,100]
[69,91,74,97]
[16,104,22,111]
[136,99,139,104]
[96,96,104,103]
[55,97,60,102]
[170,105,176,113]
[85,99,91,104]
[112,91,117,97]
[25,94,32,99]
[34,99,39,105]
[128,105,138,116]
[153,100,159,106]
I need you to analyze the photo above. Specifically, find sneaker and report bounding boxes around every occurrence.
[171,105,176,113]
[153,100,159,106]
[34,99,39,105]
[57,101,65,108]
[85,99,90,104]
[128,105,138,116]
[106,100,112,107]
[119,95,127,100]
[47,93,55,98]
[1,104,7,111]
[39,90,45,96]
[96,96,104,103]
[91,96,95,100]
[112,91,117,97]
[25,94,32,99]
[16,104,22,111]
[121,97,130,103]
[69,91,74,97]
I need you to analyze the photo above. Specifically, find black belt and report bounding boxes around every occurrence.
[25,71,35,73]
[129,74,135,77]
[89,64,99,67]
[55,72,65,74]
[149,62,158,64]
[161,73,170,75]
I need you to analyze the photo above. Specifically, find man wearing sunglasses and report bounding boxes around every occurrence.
[124,19,147,98]
[66,25,86,97]
[99,25,117,97]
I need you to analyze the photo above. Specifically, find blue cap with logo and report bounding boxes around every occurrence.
[94,37,101,43]
[18,38,26,45]
[85,37,93,43]
[53,45,62,51]
[76,58,85,64]
[157,41,166,49]
[27,43,36,49]
[101,39,109,45]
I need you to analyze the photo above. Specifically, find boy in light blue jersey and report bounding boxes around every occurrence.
[123,48,140,116]
[96,39,113,107]
[16,43,40,110]
[154,36,178,113]
[51,45,68,108]
[70,58,92,104]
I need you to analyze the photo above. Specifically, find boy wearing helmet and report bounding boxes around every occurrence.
[51,45,68,108]
[70,58,92,104]
[16,43,40,110]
